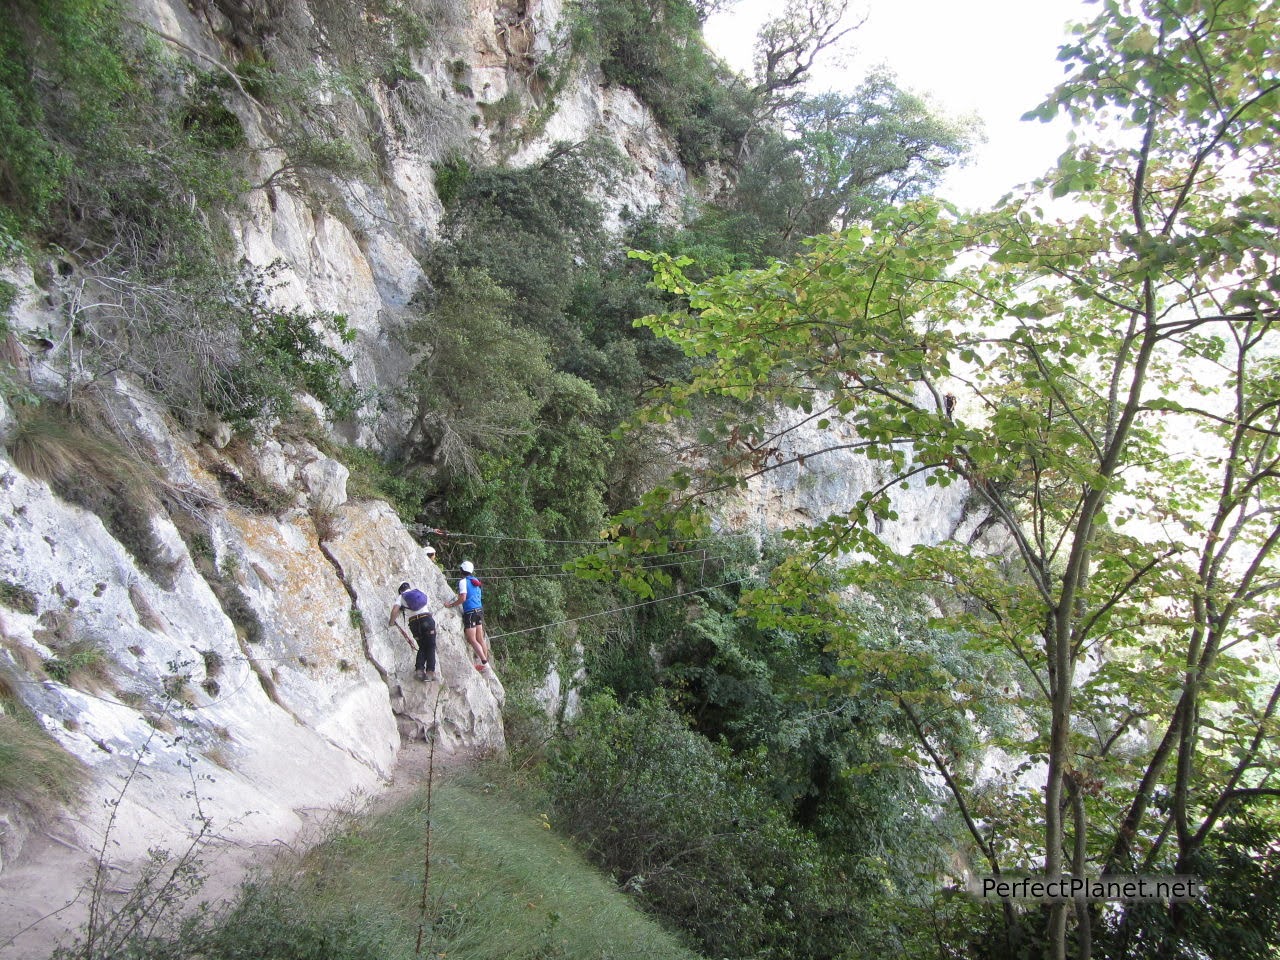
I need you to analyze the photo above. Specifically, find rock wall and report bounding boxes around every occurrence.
[128,0,699,449]
[0,0,706,946]
[0,270,505,952]
[719,402,983,555]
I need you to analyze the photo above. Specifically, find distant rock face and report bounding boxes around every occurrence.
[719,402,978,554]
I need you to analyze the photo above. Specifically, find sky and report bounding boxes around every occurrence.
[703,0,1098,210]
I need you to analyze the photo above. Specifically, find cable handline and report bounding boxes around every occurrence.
[465,547,740,575]
[414,525,757,547]
[13,568,754,708]
[485,575,753,642]
[484,553,738,581]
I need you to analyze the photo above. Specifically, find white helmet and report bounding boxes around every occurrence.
[424,544,436,556]
[460,560,474,573]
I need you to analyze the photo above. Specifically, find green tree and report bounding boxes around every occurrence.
[748,0,859,115]
[400,269,553,477]
[737,72,978,246]
[424,142,616,370]
[620,1,1280,957]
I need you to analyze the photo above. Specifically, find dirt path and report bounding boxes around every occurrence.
[0,741,465,960]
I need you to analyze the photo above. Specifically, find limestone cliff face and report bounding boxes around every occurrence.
[138,0,698,450]
[720,402,986,554]
[0,0,696,942]
[0,311,507,952]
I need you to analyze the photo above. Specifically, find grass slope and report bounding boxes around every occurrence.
[289,770,705,960]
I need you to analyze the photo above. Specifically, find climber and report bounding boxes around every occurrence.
[445,560,489,671]
[389,580,440,682]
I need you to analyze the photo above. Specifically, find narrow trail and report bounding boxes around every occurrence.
[0,739,468,960]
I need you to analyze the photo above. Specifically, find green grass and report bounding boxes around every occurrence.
[287,768,705,960]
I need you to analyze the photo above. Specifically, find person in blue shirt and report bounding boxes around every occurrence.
[445,560,489,671]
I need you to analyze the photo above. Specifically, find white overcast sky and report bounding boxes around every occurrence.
[704,0,1099,210]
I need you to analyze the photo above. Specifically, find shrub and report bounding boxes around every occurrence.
[479,90,524,138]
[0,579,38,615]
[0,0,120,231]
[338,444,426,521]
[421,138,676,418]
[1091,799,1280,960]
[425,141,617,345]
[226,278,362,427]
[430,154,472,206]
[547,691,852,959]
[208,457,298,513]
[76,263,362,434]
[180,76,247,151]
[190,885,394,960]
[49,855,371,960]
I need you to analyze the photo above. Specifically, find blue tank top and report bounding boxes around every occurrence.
[461,576,482,612]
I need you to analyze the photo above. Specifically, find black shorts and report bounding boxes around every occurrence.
[462,609,483,629]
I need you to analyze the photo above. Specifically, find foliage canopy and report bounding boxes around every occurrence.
[618,0,1280,956]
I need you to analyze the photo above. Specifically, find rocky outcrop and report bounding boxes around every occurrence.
[0,380,505,949]
[719,401,978,554]
[0,264,504,952]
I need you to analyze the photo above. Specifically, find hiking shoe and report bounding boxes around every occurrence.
[414,670,427,681]
[475,663,487,672]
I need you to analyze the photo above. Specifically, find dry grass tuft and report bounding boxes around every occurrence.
[8,402,150,494]
[42,636,116,693]
[0,680,88,814]
[6,402,171,582]
[128,583,168,633]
